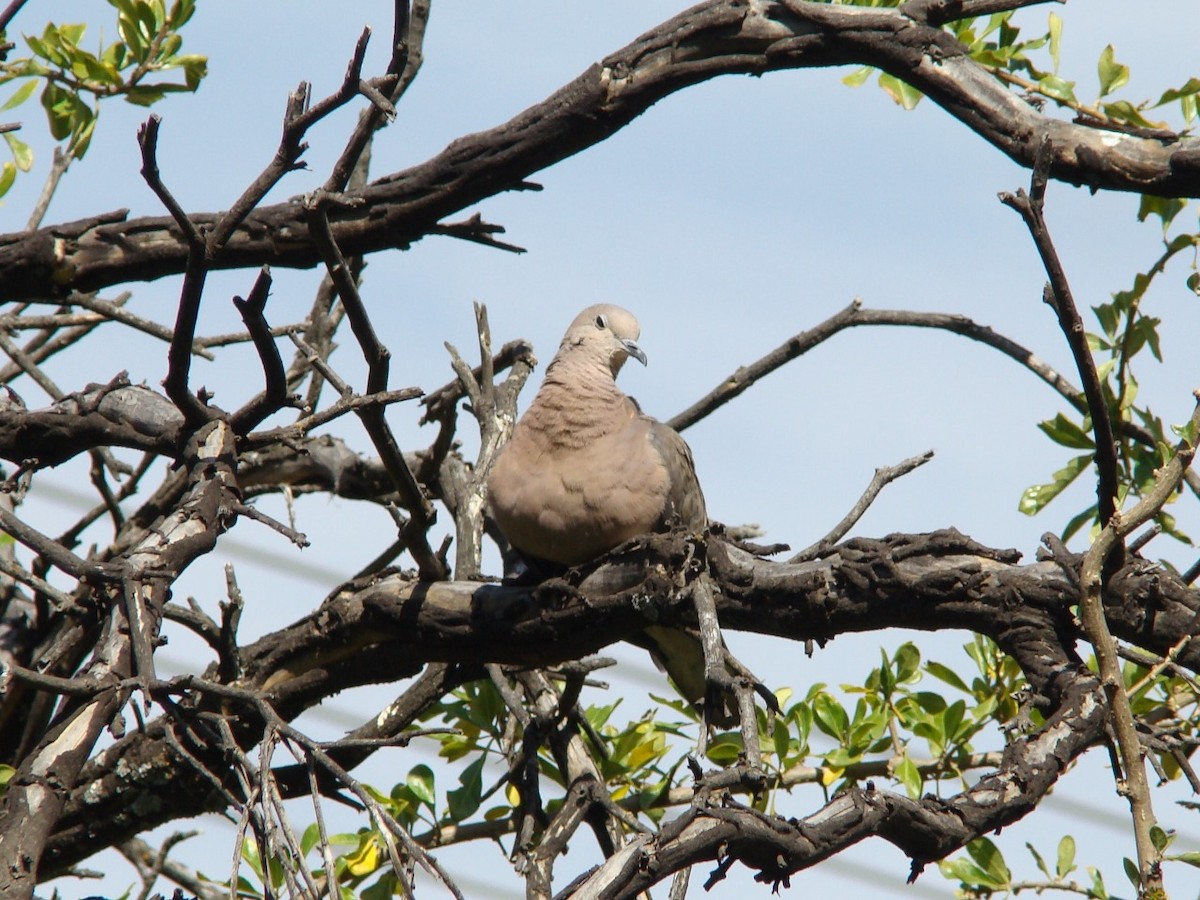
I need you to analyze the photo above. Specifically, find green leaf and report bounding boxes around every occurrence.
[1187,272,1200,296]
[1094,300,1120,338]
[707,736,743,765]
[4,132,33,171]
[812,693,849,741]
[895,753,922,799]
[877,72,922,110]
[1137,194,1187,232]
[877,649,895,696]
[1096,45,1129,97]
[101,41,129,69]
[938,857,993,889]
[159,32,182,58]
[240,837,263,878]
[1056,834,1076,878]
[1,79,38,112]
[361,873,398,900]
[1038,74,1077,104]
[300,822,321,858]
[406,764,436,807]
[894,642,920,685]
[842,65,873,88]
[134,2,161,41]
[69,109,97,158]
[1061,503,1099,543]
[1047,12,1063,72]
[1122,856,1139,888]
[1102,100,1163,130]
[125,85,166,106]
[57,22,86,46]
[772,715,792,763]
[40,82,73,140]
[1019,453,1091,515]
[942,699,966,742]
[1026,841,1049,878]
[967,837,1012,887]
[925,661,970,693]
[446,756,483,821]
[117,10,147,62]
[1153,76,1200,108]
[169,0,197,28]
[1166,850,1200,868]
[1037,413,1095,450]
[177,54,208,90]
[1149,825,1172,852]
[0,158,16,198]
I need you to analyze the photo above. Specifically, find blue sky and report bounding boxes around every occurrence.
[6,2,1200,897]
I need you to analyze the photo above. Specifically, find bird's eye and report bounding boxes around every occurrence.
[594,314,608,330]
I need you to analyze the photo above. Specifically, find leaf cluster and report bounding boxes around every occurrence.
[0,0,206,196]
[841,6,1200,130]
[1021,193,1200,550]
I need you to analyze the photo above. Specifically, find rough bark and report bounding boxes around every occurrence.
[2,0,1198,302]
[35,530,1200,881]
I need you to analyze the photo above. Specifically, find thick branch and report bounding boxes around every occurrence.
[5,0,1199,301]
[38,529,1200,876]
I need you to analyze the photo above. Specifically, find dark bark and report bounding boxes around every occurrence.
[35,529,1200,879]
[2,0,1198,302]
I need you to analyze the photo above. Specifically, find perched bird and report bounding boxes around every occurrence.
[487,304,723,719]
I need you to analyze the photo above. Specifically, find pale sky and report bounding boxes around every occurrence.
[6,2,1200,897]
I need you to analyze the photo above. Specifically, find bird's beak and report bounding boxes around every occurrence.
[622,338,647,366]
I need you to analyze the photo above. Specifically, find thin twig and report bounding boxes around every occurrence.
[245,386,422,446]
[229,267,291,434]
[139,116,212,425]
[0,505,105,580]
[0,0,32,33]
[1000,140,1121,554]
[219,564,245,683]
[3,662,123,697]
[324,2,430,193]
[790,450,935,563]
[0,555,75,609]
[63,291,214,357]
[25,146,72,231]
[305,197,447,581]
[1076,391,1200,896]
[231,500,310,548]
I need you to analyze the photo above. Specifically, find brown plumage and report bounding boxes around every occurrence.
[488,304,705,565]
[488,304,722,717]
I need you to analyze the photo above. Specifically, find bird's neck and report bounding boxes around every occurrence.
[529,359,629,444]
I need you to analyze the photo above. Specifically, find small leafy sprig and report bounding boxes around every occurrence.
[0,0,207,197]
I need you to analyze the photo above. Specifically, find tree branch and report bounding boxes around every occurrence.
[1001,143,1122,548]
[1076,392,1200,895]
[6,0,1200,301]
[37,529,1200,876]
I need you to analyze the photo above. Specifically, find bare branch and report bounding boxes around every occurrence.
[0,0,31,33]
[9,1,1200,301]
[24,146,72,232]
[1076,391,1200,895]
[790,450,935,563]
[305,197,448,581]
[245,386,422,446]
[229,267,291,434]
[1000,142,1121,550]
[0,505,104,581]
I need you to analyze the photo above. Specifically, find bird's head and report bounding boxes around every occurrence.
[561,303,647,377]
